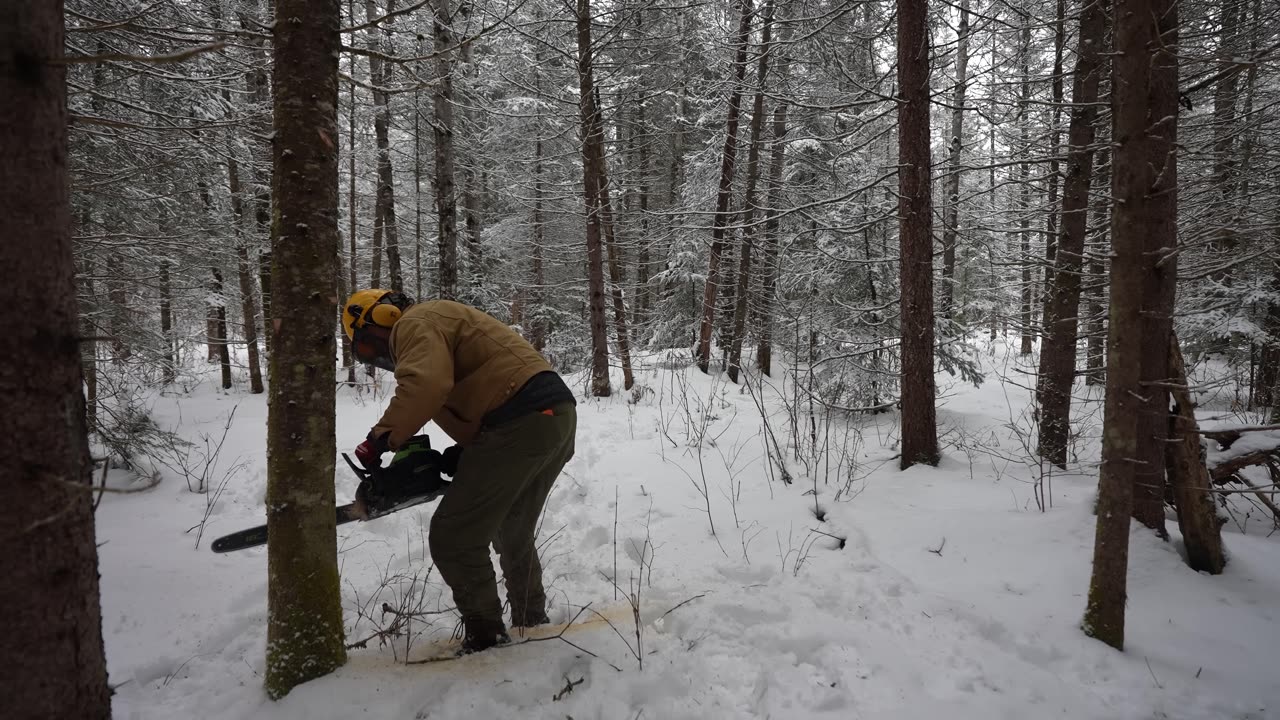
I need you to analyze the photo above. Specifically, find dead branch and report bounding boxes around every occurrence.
[1199,424,1280,450]
[1210,451,1280,482]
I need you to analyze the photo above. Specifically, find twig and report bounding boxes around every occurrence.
[658,593,707,621]
[553,674,584,701]
[928,537,947,556]
[1144,656,1163,689]
[613,485,619,601]
[809,527,848,549]
[93,458,110,511]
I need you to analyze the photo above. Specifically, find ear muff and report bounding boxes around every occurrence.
[368,303,402,328]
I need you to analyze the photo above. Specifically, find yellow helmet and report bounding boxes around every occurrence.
[342,289,400,340]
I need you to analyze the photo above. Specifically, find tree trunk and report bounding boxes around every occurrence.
[695,0,753,374]
[0,2,112,712]
[898,0,940,469]
[265,0,347,697]
[463,167,484,297]
[1041,0,1066,292]
[586,98,635,391]
[414,30,425,299]
[103,253,130,360]
[245,0,274,357]
[755,50,790,378]
[728,1,775,384]
[576,0,612,397]
[1035,0,1108,468]
[1085,146,1109,385]
[346,0,359,385]
[530,133,546,352]
[599,189,635,391]
[212,268,233,390]
[1083,0,1180,650]
[337,230,356,384]
[1017,20,1034,356]
[159,259,175,384]
[939,0,969,324]
[367,0,403,292]
[1166,333,1226,574]
[633,80,652,328]
[431,0,459,300]
[371,185,384,287]
[1210,0,1242,275]
[228,151,265,394]
[529,44,547,353]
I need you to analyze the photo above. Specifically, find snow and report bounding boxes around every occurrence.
[98,341,1280,720]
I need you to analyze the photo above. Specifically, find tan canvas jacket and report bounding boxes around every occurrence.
[370,300,553,448]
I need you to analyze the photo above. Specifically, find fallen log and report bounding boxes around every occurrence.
[1166,334,1226,573]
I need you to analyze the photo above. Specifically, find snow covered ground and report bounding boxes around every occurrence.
[97,341,1280,720]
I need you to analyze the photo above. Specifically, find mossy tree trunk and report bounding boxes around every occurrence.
[0,2,112,714]
[265,0,347,698]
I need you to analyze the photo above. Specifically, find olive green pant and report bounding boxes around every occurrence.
[429,402,576,625]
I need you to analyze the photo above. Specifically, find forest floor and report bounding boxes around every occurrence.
[97,340,1280,720]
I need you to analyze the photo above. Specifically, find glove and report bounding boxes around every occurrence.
[440,444,463,476]
[355,431,390,470]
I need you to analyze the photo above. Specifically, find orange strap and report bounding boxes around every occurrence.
[541,409,555,416]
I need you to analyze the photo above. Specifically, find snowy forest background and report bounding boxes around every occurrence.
[70,0,1280,430]
[8,0,1280,715]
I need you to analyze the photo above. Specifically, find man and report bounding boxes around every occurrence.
[342,290,577,653]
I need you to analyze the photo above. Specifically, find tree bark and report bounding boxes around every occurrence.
[1084,0,1180,650]
[576,0,612,397]
[431,0,459,300]
[939,0,969,324]
[898,0,940,469]
[0,2,112,713]
[695,0,753,374]
[1166,333,1226,574]
[265,0,347,697]
[1036,0,1108,468]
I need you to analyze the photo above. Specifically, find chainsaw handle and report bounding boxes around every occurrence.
[341,452,376,480]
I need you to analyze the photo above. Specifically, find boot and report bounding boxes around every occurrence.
[459,617,511,655]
